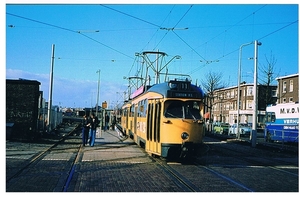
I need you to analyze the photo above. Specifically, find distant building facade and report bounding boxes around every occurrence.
[208,73,299,127]
[276,73,299,104]
[209,83,277,126]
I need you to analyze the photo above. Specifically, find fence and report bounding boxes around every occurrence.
[266,129,299,143]
[38,107,63,134]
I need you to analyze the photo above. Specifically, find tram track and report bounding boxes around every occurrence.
[152,156,255,192]
[191,136,299,192]
[6,128,298,192]
[201,136,298,173]
[6,123,82,192]
[153,157,201,192]
[129,134,299,192]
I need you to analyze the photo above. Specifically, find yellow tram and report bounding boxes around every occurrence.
[119,79,205,158]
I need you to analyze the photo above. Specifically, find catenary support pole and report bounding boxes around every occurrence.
[251,40,262,147]
[47,44,55,133]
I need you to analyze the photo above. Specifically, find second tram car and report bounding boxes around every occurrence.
[119,79,205,158]
[264,102,299,143]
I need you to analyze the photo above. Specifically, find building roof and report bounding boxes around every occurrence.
[214,83,277,92]
[276,73,299,80]
[6,78,41,85]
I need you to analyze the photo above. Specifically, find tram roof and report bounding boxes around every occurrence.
[147,81,204,98]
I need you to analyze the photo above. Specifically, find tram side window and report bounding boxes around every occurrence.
[130,105,134,117]
[137,99,147,117]
[123,108,128,117]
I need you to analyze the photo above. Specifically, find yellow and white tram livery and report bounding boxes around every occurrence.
[120,79,205,158]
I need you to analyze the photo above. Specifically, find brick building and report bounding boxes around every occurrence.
[208,73,298,127]
[276,73,299,104]
[209,83,277,126]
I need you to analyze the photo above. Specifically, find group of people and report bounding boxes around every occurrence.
[82,113,99,147]
[82,113,112,147]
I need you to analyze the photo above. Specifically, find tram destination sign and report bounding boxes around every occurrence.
[167,90,200,98]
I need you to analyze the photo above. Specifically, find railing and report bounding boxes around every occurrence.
[265,129,299,143]
[38,108,63,133]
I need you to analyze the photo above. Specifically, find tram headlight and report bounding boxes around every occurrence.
[181,132,189,140]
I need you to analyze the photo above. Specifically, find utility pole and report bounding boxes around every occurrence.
[237,42,253,139]
[251,40,262,147]
[96,69,101,118]
[47,44,55,133]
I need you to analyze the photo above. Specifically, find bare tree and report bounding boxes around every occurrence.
[201,71,223,94]
[259,51,279,86]
[259,51,280,105]
[200,71,225,130]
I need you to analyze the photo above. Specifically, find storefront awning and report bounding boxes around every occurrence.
[204,112,210,119]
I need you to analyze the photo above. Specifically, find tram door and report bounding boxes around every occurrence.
[146,100,161,155]
[125,108,129,133]
[133,105,138,136]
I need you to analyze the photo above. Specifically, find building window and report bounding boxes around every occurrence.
[226,91,230,99]
[283,81,287,93]
[247,100,253,109]
[271,89,277,97]
[247,86,253,96]
[213,94,217,100]
[289,80,293,92]
[283,98,286,103]
[289,97,293,103]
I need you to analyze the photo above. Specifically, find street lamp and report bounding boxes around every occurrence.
[47,44,55,133]
[252,40,262,147]
[96,70,101,117]
[237,41,253,139]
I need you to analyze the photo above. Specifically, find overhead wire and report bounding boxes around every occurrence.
[6,12,77,34]
[189,19,298,75]
[153,5,193,51]
[7,6,297,82]
[257,20,298,41]
[184,5,269,74]
[6,12,135,60]
[100,4,161,28]
[100,4,177,77]
[188,5,267,58]
[173,31,207,62]
[173,5,193,29]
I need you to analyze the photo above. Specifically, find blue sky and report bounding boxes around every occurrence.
[5,2,299,108]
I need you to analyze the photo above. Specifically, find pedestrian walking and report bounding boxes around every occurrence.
[89,113,99,147]
[82,115,90,146]
[105,113,110,131]
[112,113,117,130]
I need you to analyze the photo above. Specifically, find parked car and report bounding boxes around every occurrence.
[228,123,251,136]
[213,123,230,135]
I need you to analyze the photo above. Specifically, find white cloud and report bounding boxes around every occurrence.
[5,69,127,108]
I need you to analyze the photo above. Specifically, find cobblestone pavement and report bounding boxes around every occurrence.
[6,126,299,193]
[68,130,191,192]
[6,128,191,192]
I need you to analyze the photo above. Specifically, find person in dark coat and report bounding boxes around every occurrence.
[105,113,110,131]
[89,113,99,147]
[82,115,90,146]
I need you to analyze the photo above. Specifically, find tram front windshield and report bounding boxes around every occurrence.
[164,100,202,119]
